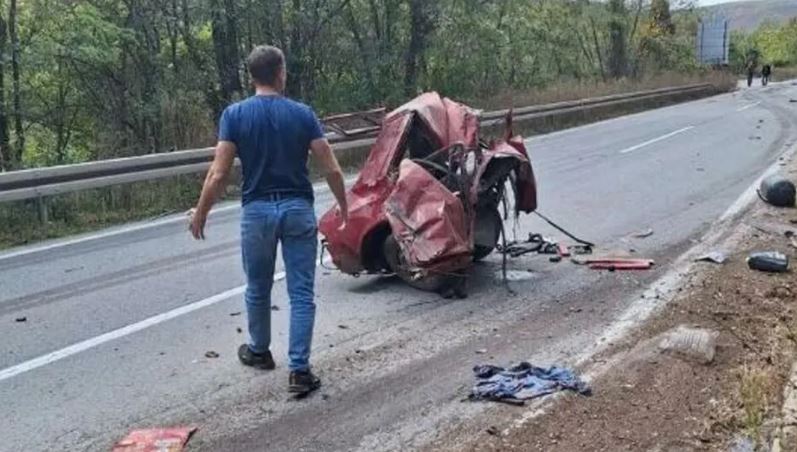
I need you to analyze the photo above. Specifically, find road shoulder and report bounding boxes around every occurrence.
[430,162,797,452]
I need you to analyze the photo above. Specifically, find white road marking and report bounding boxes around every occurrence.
[0,272,288,383]
[0,177,355,263]
[618,126,695,155]
[736,101,761,112]
[0,203,239,263]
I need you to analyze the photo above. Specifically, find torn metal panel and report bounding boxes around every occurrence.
[385,160,472,273]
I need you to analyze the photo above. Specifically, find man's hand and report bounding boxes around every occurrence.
[337,204,348,230]
[189,141,236,241]
[188,208,207,240]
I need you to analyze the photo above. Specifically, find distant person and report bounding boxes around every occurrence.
[762,64,771,86]
[189,45,349,395]
[746,60,756,87]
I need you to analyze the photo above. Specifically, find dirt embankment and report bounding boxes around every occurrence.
[450,192,797,451]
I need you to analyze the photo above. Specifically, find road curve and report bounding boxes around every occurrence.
[1,81,796,452]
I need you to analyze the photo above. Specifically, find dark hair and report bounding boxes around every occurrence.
[247,45,285,86]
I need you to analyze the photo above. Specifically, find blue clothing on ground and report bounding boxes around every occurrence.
[218,95,324,205]
[469,362,591,403]
[241,198,318,371]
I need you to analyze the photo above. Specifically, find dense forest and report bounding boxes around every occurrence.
[0,0,713,171]
[730,18,797,72]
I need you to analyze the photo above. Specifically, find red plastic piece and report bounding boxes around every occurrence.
[112,427,197,452]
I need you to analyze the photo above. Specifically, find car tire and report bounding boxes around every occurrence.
[382,235,446,292]
[473,208,502,262]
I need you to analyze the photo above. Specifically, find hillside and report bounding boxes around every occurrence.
[701,0,797,31]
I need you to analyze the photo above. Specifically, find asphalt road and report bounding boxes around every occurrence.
[2,81,797,452]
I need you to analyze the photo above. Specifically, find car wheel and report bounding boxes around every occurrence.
[473,208,502,262]
[382,235,446,292]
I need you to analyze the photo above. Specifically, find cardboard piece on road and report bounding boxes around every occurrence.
[630,228,654,239]
[112,427,197,452]
[571,254,651,265]
[588,260,654,270]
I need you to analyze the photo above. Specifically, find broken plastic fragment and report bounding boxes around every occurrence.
[658,325,718,364]
[112,427,197,452]
[695,251,727,264]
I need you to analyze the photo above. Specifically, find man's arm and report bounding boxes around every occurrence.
[190,141,236,239]
[310,138,348,224]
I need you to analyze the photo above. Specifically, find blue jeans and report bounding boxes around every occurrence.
[241,197,317,371]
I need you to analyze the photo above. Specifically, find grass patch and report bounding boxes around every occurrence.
[739,365,773,437]
[772,66,797,82]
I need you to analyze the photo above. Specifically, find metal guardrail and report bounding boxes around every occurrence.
[0,83,715,204]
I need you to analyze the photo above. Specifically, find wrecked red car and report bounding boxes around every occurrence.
[319,92,537,293]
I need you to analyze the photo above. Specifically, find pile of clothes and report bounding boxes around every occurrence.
[469,362,591,405]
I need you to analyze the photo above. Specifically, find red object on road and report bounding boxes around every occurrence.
[319,92,536,291]
[112,427,197,452]
[588,259,654,270]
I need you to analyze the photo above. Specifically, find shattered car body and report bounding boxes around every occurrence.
[319,92,537,291]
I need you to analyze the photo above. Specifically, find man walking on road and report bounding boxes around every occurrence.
[189,45,349,394]
[762,64,771,86]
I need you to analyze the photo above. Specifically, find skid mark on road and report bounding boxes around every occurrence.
[0,255,333,383]
[0,284,251,383]
[0,240,239,316]
[618,126,695,155]
[737,101,762,112]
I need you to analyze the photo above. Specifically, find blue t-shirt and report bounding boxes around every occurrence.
[218,95,324,205]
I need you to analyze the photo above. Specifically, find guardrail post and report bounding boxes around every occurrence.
[36,195,48,225]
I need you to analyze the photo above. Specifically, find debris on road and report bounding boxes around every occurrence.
[204,351,220,359]
[695,251,727,264]
[337,324,349,330]
[572,256,655,271]
[497,233,548,257]
[747,251,789,273]
[14,317,26,322]
[495,270,537,281]
[589,261,653,270]
[229,312,241,317]
[630,227,654,239]
[112,426,197,452]
[498,231,591,261]
[758,175,796,207]
[486,426,500,436]
[657,325,718,364]
[271,305,280,311]
[468,362,590,405]
[236,327,242,334]
[475,349,488,355]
